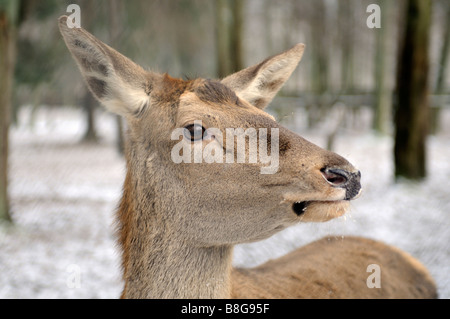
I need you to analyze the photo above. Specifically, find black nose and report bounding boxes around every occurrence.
[321,168,361,200]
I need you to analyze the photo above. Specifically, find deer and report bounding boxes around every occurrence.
[58,16,437,299]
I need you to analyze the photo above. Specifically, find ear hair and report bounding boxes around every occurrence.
[221,44,305,109]
[59,15,159,118]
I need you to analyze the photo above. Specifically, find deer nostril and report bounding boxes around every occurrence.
[320,168,348,187]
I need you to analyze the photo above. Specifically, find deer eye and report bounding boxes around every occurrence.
[184,124,206,142]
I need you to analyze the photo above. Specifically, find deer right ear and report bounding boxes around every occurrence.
[58,16,159,118]
[221,44,305,110]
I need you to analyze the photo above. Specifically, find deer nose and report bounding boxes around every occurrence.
[321,168,361,200]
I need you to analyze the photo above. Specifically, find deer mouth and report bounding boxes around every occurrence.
[291,200,349,221]
[292,201,310,216]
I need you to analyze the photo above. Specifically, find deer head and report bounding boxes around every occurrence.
[59,16,360,247]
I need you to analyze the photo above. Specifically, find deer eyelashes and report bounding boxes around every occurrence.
[183,123,214,142]
[184,124,205,142]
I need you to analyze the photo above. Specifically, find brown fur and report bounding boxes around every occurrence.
[58,16,437,299]
[231,236,436,298]
[194,80,243,107]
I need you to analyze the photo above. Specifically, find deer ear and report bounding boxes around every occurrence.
[58,16,159,117]
[221,44,305,109]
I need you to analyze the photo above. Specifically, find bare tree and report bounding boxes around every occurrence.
[431,0,450,134]
[339,0,355,93]
[215,0,244,78]
[373,0,392,134]
[80,0,99,143]
[0,1,19,222]
[394,0,431,180]
[230,0,244,73]
[82,92,98,142]
[108,0,126,154]
[309,0,328,95]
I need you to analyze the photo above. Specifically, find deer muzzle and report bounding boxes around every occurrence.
[321,168,362,200]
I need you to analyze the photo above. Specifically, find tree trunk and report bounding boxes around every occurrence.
[215,0,244,78]
[79,0,99,143]
[82,91,98,142]
[230,0,244,73]
[108,0,125,154]
[0,2,19,222]
[310,0,328,95]
[430,1,450,134]
[373,0,391,134]
[307,0,329,129]
[339,0,354,93]
[435,2,450,94]
[394,0,431,180]
[215,0,231,78]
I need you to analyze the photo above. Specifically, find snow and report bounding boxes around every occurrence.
[0,106,449,299]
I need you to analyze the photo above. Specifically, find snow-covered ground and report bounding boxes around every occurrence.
[0,106,448,299]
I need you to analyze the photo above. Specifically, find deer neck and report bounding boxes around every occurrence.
[118,168,234,299]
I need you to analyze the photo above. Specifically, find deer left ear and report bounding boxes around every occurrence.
[221,44,305,110]
[58,15,160,118]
